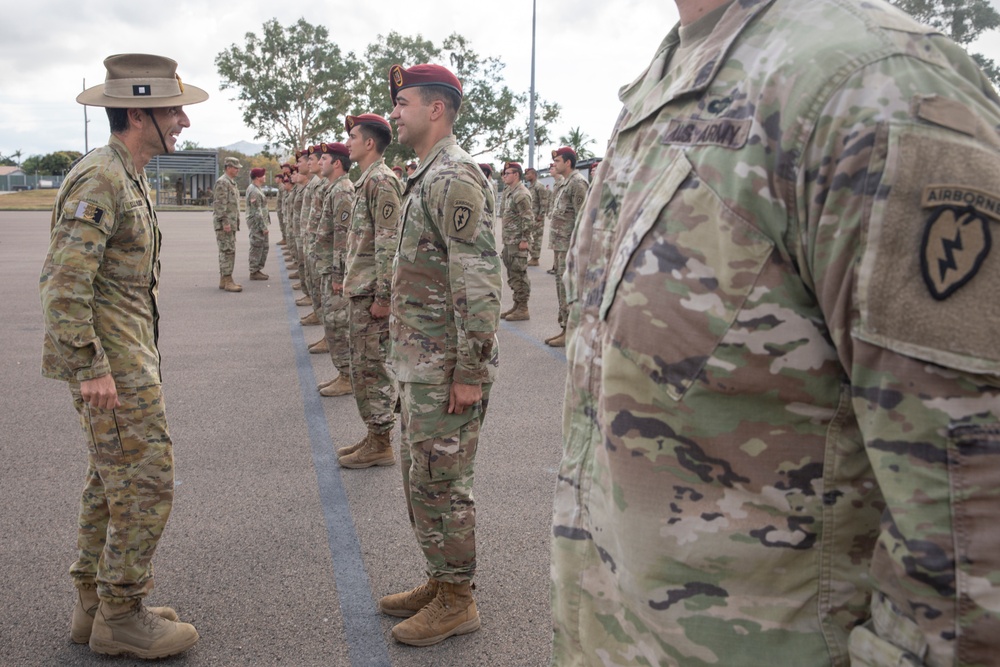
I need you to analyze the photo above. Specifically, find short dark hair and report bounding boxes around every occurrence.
[418,85,462,123]
[359,123,392,154]
[106,108,130,134]
[333,154,351,172]
[559,153,578,169]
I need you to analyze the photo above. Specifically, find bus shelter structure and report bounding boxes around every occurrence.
[145,150,218,206]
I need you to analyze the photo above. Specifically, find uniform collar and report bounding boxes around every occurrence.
[409,135,457,182]
[356,156,386,187]
[617,0,775,134]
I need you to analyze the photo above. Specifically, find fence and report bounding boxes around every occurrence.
[0,173,65,191]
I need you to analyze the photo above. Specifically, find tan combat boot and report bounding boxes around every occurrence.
[218,275,226,290]
[379,578,439,618]
[390,581,480,646]
[505,303,530,321]
[89,599,199,659]
[527,257,539,266]
[288,271,300,279]
[499,303,517,320]
[249,271,269,281]
[277,239,286,246]
[308,337,329,354]
[340,430,395,468]
[300,311,321,326]
[545,329,565,347]
[222,276,243,293]
[319,374,353,397]
[336,431,369,458]
[71,586,178,644]
[295,295,312,306]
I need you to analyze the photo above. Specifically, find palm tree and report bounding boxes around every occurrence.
[12,149,22,168]
[557,127,595,160]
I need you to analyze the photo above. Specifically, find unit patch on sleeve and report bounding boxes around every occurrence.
[74,200,106,226]
[920,185,1000,300]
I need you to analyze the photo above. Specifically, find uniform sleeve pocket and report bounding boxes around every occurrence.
[949,422,1000,664]
[601,153,774,401]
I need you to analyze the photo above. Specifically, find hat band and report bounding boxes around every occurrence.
[103,76,182,100]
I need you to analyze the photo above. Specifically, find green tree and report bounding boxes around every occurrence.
[178,140,203,151]
[558,127,596,160]
[890,0,1000,85]
[21,151,82,175]
[216,18,358,155]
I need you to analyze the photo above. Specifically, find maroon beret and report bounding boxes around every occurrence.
[391,165,404,174]
[504,161,522,172]
[308,144,326,156]
[552,146,577,160]
[345,113,391,134]
[280,163,291,170]
[319,141,350,157]
[389,63,463,105]
[250,167,266,179]
[478,163,493,177]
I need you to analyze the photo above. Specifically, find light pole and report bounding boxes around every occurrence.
[528,0,537,169]
[83,78,90,154]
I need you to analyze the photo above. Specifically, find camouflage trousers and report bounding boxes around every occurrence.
[305,236,323,313]
[501,244,531,305]
[68,383,174,603]
[554,250,568,328]
[248,228,268,273]
[320,273,351,375]
[348,295,397,433]
[215,230,236,277]
[298,235,314,300]
[528,216,544,260]
[399,381,491,583]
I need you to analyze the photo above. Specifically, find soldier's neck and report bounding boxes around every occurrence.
[675,0,730,25]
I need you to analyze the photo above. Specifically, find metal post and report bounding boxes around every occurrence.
[528,0,537,169]
[83,79,89,154]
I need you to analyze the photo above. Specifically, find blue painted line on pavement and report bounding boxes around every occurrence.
[276,246,390,667]
[499,319,567,363]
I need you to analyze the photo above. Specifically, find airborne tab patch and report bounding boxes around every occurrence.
[922,184,1000,221]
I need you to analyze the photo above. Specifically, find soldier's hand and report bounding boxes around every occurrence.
[519,241,529,251]
[263,228,269,235]
[332,282,343,296]
[80,374,120,410]
[448,383,482,415]
[370,301,390,319]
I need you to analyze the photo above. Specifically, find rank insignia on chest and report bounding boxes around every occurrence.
[75,201,105,225]
[382,203,395,220]
[920,185,1000,300]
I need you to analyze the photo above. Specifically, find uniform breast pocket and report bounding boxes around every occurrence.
[600,153,774,401]
[397,200,422,263]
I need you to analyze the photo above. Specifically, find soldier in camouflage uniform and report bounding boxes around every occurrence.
[275,167,288,246]
[523,167,549,266]
[313,142,355,396]
[298,147,326,326]
[337,114,403,466]
[289,154,307,289]
[545,147,587,347]
[39,54,203,659]
[213,156,243,292]
[551,1,1000,665]
[245,167,270,280]
[499,161,532,321]
[382,63,502,648]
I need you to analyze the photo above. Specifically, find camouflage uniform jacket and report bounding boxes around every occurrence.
[501,180,532,247]
[551,1,1000,666]
[300,175,323,237]
[289,183,304,238]
[245,183,270,232]
[547,170,587,251]
[391,135,502,386]
[345,158,402,301]
[276,186,285,227]
[314,173,354,278]
[525,179,549,221]
[212,173,239,231]
[40,135,161,387]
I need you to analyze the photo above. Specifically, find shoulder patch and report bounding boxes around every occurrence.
[382,203,395,220]
[73,200,108,228]
[444,179,483,242]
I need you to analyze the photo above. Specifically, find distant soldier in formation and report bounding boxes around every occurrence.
[245,167,270,281]
[298,146,325,327]
[383,62,502,647]
[338,113,403,467]
[544,147,587,347]
[313,142,355,396]
[39,53,205,660]
[523,167,549,267]
[499,161,532,321]
[213,156,243,293]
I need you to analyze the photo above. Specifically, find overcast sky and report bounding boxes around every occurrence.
[2,0,998,166]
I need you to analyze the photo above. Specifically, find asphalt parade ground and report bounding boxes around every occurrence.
[0,210,567,667]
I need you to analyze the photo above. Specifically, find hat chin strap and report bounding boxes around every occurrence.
[144,109,170,154]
